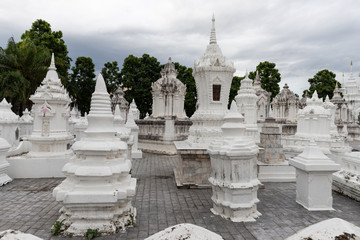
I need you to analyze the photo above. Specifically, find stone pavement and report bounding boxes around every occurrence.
[0,153,360,240]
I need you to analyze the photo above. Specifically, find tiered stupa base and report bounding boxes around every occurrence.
[210,183,261,222]
[174,112,223,188]
[55,195,136,236]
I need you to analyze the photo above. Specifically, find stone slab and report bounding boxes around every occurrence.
[7,156,69,178]
[257,161,295,182]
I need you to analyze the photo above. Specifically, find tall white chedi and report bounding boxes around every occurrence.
[27,54,73,156]
[53,74,136,236]
[187,15,236,147]
[151,57,186,119]
[208,102,261,222]
[235,72,259,141]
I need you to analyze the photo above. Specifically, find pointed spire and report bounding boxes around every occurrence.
[312,90,318,99]
[210,14,217,44]
[49,53,56,71]
[94,73,107,93]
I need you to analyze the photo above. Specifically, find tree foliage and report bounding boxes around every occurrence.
[101,61,122,94]
[120,54,161,118]
[228,76,245,108]
[68,57,96,115]
[20,19,71,85]
[0,37,50,114]
[303,69,340,100]
[249,61,281,101]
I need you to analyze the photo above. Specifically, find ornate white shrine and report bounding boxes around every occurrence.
[235,72,259,142]
[53,74,136,236]
[174,15,235,188]
[7,54,73,178]
[137,58,191,154]
[208,102,261,222]
[151,58,186,119]
[271,83,299,123]
[253,71,271,121]
[0,136,12,186]
[289,140,340,210]
[0,99,20,149]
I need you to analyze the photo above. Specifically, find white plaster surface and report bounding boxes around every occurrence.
[286,218,360,240]
[0,230,43,240]
[145,223,223,240]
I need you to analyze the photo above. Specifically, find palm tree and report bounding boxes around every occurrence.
[0,37,50,114]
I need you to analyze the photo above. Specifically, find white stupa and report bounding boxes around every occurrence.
[7,54,73,178]
[53,74,136,236]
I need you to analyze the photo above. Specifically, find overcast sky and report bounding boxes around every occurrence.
[1,0,360,96]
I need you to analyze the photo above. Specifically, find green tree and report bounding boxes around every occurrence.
[101,61,122,94]
[68,57,96,115]
[303,69,340,100]
[173,62,197,117]
[0,37,50,114]
[20,19,71,85]
[228,76,245,108]
[249,61,281,101]
[120,54,161,118]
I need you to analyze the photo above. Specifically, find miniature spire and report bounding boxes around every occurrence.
[94,73,108,93]
[49,53,56,71]
[210,14,217,44]
[312,90,318,99]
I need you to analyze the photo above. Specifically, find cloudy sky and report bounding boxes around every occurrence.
[1,0,360,96]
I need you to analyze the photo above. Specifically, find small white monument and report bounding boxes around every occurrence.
[208,102,261,222]
[129,99,140,120]
[19,108,33,138]
[271,83,299,123]
[7,54,73,178]
[289,140,340,210]
[174,15,235,187]
[235,72,259,142]
[0,136,12,186]
[0,99,20,149]
[323,95,338,137]
[125,106,142,158]
[111,85,129,120]
[53,74,136,236]
[282,91,351,160]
